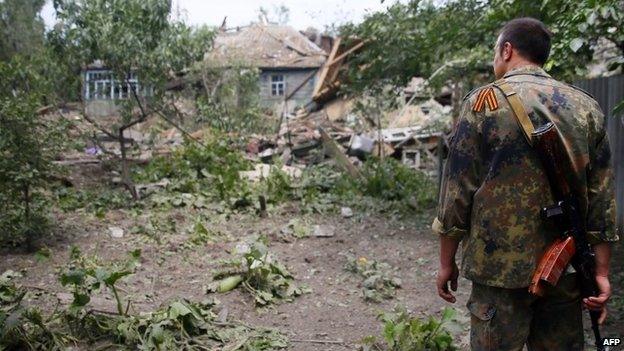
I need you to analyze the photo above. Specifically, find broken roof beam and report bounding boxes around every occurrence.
[313,37,342,99]
[312,37,365,105]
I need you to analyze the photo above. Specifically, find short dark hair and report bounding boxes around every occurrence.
[499,17,552,66]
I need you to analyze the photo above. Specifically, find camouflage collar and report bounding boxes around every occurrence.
[503,65,551,79]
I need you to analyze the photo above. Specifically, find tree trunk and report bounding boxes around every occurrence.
[118,128,139,200]
[23,182,34,250]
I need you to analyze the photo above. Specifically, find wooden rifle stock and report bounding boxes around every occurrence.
[530,122,603,350]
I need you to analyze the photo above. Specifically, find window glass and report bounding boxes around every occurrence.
[271,74,285,96]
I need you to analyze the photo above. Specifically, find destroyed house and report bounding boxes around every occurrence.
[206,24,327,114]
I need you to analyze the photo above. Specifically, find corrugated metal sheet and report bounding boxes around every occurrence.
[575,75,624,231]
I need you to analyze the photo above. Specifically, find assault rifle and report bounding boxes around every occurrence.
[528,122,603,351]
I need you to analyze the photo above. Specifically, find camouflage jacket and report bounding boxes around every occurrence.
[432,65,619,288]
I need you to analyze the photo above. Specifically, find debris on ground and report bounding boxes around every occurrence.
[312,224,336,238]
[345,255,402,302]
[341,207,354,218]
[109,226,125,238]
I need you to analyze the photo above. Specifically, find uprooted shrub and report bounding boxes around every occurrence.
[209,237,308,306]
[0,270,75,350]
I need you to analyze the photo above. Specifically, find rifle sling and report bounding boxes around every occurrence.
[494,79,535,146]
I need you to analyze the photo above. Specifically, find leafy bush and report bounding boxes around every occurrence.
[357,158,437,207]
[133,137,436,216]
[0,57,65,247]
[135,137,253,205]
[196,66,272,134]
[363,306,457,351]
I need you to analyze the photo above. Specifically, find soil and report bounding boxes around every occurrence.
[1,168,622,351]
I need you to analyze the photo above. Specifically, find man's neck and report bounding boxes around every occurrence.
[505,61,541,74]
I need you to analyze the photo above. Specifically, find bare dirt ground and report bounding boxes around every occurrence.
[1,202,474,350]
[1,167,622,350]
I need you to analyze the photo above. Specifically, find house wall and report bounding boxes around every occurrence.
[258,68,318,114]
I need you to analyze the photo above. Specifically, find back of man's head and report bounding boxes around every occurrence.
[499,17,552,66]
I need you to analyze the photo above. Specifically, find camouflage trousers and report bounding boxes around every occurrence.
[467,273,584,351]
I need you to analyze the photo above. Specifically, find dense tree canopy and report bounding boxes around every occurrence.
[0,0,46,61]
[340,0,623,96]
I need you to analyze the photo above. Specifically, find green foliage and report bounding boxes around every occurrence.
[110,299,288,350]
[134,136,436,216]
[54,186,134,217]
[210,238,307,306]
[340,0,492,95]
[0,0,46,61]
[1,271,75,350]
[51,0,213,90]
[197,66,268,134]
[341,0,624,97]
[357,158,437,207]
[60,247,141,316]
[0,56,67,246]
[345,256,402,302]
[50,0,215,199]
[363,306,457,351]
[2,253,289,350]
[136,136,253,207]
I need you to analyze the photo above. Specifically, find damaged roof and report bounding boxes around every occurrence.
[205,23,327,69]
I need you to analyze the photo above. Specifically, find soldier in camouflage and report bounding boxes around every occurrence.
[433,17,619,350]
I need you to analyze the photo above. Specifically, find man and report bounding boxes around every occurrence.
[433,17,619,350]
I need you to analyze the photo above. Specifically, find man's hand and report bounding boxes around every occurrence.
[437,262,459,303]
[583,275,611,324]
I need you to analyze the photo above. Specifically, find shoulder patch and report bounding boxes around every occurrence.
[472,87,499,112]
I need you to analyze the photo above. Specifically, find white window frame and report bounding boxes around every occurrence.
[271,74,285,96]
[84,70,143,101]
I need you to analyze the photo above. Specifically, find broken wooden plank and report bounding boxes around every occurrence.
[313,37,342,98]
[326,40,365,67]
[318,127,360,178]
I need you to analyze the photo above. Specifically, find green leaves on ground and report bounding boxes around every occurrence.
[363,306,458,351]
[345,256,402,302]
[110,299,288,350]
[2,249,289,350]
[60,247,141,315]
[1,271,75,350]
[209,238,308,306]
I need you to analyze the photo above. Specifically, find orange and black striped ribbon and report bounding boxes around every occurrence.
[472,87,499,112]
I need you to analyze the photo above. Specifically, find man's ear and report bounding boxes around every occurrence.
[503,42,513,61]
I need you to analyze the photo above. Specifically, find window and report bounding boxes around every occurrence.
[271,75,285,96]
[84,70,144,101]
